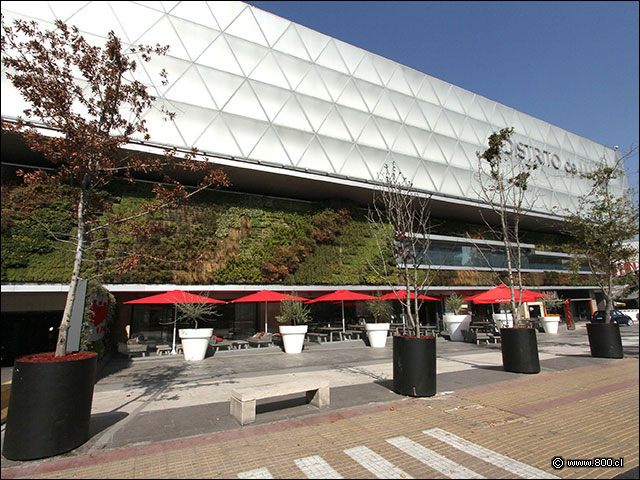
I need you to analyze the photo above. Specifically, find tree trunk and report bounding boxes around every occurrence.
[55,185,88,357]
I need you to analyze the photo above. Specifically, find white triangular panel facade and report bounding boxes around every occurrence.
[0,0,625,215]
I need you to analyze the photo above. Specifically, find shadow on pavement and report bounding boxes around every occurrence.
[89,411,128,438]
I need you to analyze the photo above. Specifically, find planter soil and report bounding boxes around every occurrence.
[500,328,540,374]
[2,351,98,460]
[393,335,436,397]
[586,322,623,358]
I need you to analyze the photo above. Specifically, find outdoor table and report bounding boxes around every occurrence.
[317,327,345,341]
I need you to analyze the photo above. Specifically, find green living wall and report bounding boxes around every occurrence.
[1,166,592,287]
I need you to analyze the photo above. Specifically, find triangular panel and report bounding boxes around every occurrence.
[354,78,384,113]
[252,6,290,47]
[392,126,420,157]
[373,91,401,122]
[339,144,372,180]
[273,23,311,61]
[66,2,129,42]
[357,145,388,181]
[209,1,245,31]
[169,2,217,29]
[317,107,353,142]
[273,95,314,133]
[249,126,292,166]
[222,113,269,157]
[226,34,269,77]
[164,65,216,110]
[295,94,333,132]
[297,136,335,172]
[169,15,217,61]
[335,40,365,75]
[249,51,290,89]
[338,106,371,142]
[137,16,189,60]
[111,2,165,43]
[296,66,332,102]
[316,40,350,75]
[196,65,244,110]
[404,101,430,130]
[249,81,290,121]
[197,34,244,76]
[375,117,402,150]
[416,77,440,106]
[196,113,243,157]
[358,117,388,150]
[336,79,369,112]
[274,125,314,165]
[296,25,330,62]
[318,67,350,102]
[353,55,383,85]
[225,6,269,47]
[223,81,268,121]
[318,136,355,174]
[371,56,396,87]
[388,91,413,123]
[387,67,413,96]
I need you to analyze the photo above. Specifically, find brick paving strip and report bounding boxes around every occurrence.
[2,358,637,479]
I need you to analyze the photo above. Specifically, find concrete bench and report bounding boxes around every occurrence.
[230,378,330,425]
[155,344,171,356]
[342,329,361,340]
[118,343,148,358]
[307,333,329,343]
[475,333,491,344]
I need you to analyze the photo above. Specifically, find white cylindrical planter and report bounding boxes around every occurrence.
[279,325,308,354]
[444,314,471,341]
[540,316,560,334]
[179,328,214,361]
[492,313,513,329]
[365,323,390,348]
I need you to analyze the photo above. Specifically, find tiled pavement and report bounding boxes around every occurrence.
[1,326,638,479]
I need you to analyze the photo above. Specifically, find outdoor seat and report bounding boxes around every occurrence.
[213,339,234,351]
[247,333,273,348]
[307,332,329,343]
[155,344,171,355]
[118,342,148,358]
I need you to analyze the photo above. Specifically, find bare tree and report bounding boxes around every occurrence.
[1,18,230,356]
[473,127,540,323]
[367,162,435,337]
[565,150,639,323]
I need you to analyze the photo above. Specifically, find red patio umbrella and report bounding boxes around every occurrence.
[378,290,439,301]
[229,290,308,333]
[307,290,378,332]
[124,290,225,354]
[463,284,552,304]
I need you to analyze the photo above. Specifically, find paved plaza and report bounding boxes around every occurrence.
[1,323,638,479]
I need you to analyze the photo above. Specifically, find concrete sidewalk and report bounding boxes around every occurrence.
[1,324,638,478]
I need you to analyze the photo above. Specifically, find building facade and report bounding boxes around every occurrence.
[1,1,629,362]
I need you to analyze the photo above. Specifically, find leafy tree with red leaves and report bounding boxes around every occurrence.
[1,17,229,356]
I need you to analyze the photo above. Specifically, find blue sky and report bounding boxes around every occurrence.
[246,1,639,196]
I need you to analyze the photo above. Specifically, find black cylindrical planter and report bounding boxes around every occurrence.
[2,352,98,461]
[586,323,623,359]
[393,335,436,397]
[500,328,540,374]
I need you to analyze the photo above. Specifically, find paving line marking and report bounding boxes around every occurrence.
[294,455,344,479]
[237,467,274,479]
[386,436,485,479]
[344,445,413,479]
[423,428,559,479]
